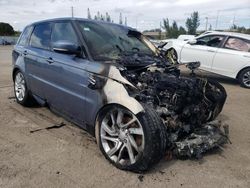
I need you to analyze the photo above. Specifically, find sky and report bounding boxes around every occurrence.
[0,0,250,32]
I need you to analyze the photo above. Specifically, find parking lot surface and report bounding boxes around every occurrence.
[0,46,250,188]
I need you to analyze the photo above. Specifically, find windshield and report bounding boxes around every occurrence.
[78,21,154,61]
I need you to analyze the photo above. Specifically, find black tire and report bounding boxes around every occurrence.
[238,68,250,88]
[95,104,168,173]
[14,70,35,106]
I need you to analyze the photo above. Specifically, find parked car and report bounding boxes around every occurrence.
[12,18,228,172]
[162,31,250,88]
[151,35,195,48]
[1,39,12,45]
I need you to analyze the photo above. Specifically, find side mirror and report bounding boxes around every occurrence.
[52,40,81,56]
[188,39,197,45]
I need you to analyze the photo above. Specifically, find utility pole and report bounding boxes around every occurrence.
[71,6,74,18]
[205,17,208,31]
[215,10,220,30]
[232,12,236,26]
[119,13,123,25]
[159,21,162,40]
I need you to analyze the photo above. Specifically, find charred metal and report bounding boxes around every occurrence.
[117,53,229,159]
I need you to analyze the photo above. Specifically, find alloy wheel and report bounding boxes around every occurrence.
[100,108,145,166]
[15,72,26,101]
[242,71,250,87]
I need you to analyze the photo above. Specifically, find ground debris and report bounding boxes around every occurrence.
[173,121,229,159]
[8,96,15,99]
[138,174,144,182]
[30,122,66,133]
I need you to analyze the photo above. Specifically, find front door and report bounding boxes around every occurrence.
[180,35,225,71]
[44,21,89,125]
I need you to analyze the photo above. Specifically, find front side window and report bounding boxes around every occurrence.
[30,23,51,50]
[18,26,33,46]
[196,35,225,48]
[224,37,250,52]
[51,22,78,44]
[78,21,154,61]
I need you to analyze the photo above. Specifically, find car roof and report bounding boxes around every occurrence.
[26,17,135,31]
[199,31,250,40]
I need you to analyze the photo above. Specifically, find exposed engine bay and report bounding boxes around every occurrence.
[117,53,229,159]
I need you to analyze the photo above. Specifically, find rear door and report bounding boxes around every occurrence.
[180,35,225,71]
[45,21,89,125]
[212,37,250,78]
[12,26,33,81]
[25,23,52,99]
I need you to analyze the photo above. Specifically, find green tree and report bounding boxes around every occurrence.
[230,24,237,30]
[163,18,170,35]
[93,11,113,22]
[209,24,212,31]
[0,22,15,36]
[179,26,186,35]
[162,18,186,38]
[185,11,200,34]
[171,21,179,38]
[106,12,111,22]
[229,24,249,34]
[87,8,91,19]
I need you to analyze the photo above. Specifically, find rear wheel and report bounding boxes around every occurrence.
[238,68,250,88]
[96,105,167,172]
[14,71,34,106]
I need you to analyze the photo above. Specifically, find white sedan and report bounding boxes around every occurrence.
[163,31,250,88]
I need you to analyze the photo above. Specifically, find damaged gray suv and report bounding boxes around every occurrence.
[12,18,228,172]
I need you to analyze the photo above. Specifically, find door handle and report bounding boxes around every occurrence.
[22,50,28,56]
[46,57,54,64]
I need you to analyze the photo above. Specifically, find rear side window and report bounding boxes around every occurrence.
[18,26,33,46]
[51,22,78,44]
[30,23,51,50]
[224,37,250,52]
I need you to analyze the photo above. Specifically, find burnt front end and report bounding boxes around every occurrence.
[118,54,229,159]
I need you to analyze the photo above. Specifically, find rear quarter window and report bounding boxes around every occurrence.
[18,26,33,46]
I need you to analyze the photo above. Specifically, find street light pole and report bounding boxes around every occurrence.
[205,17,208,31]
[71,6,74,18]
[215,10,220,30]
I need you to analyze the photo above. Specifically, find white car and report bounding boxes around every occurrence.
[163,31,250,88]
[177,34,195,41]
[151,35,195,47]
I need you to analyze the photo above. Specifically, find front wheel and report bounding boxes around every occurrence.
[96,105,167,172]
[238,68,250,88]
[166,48,178,64]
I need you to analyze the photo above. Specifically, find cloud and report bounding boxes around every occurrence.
[0,0,249,31]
